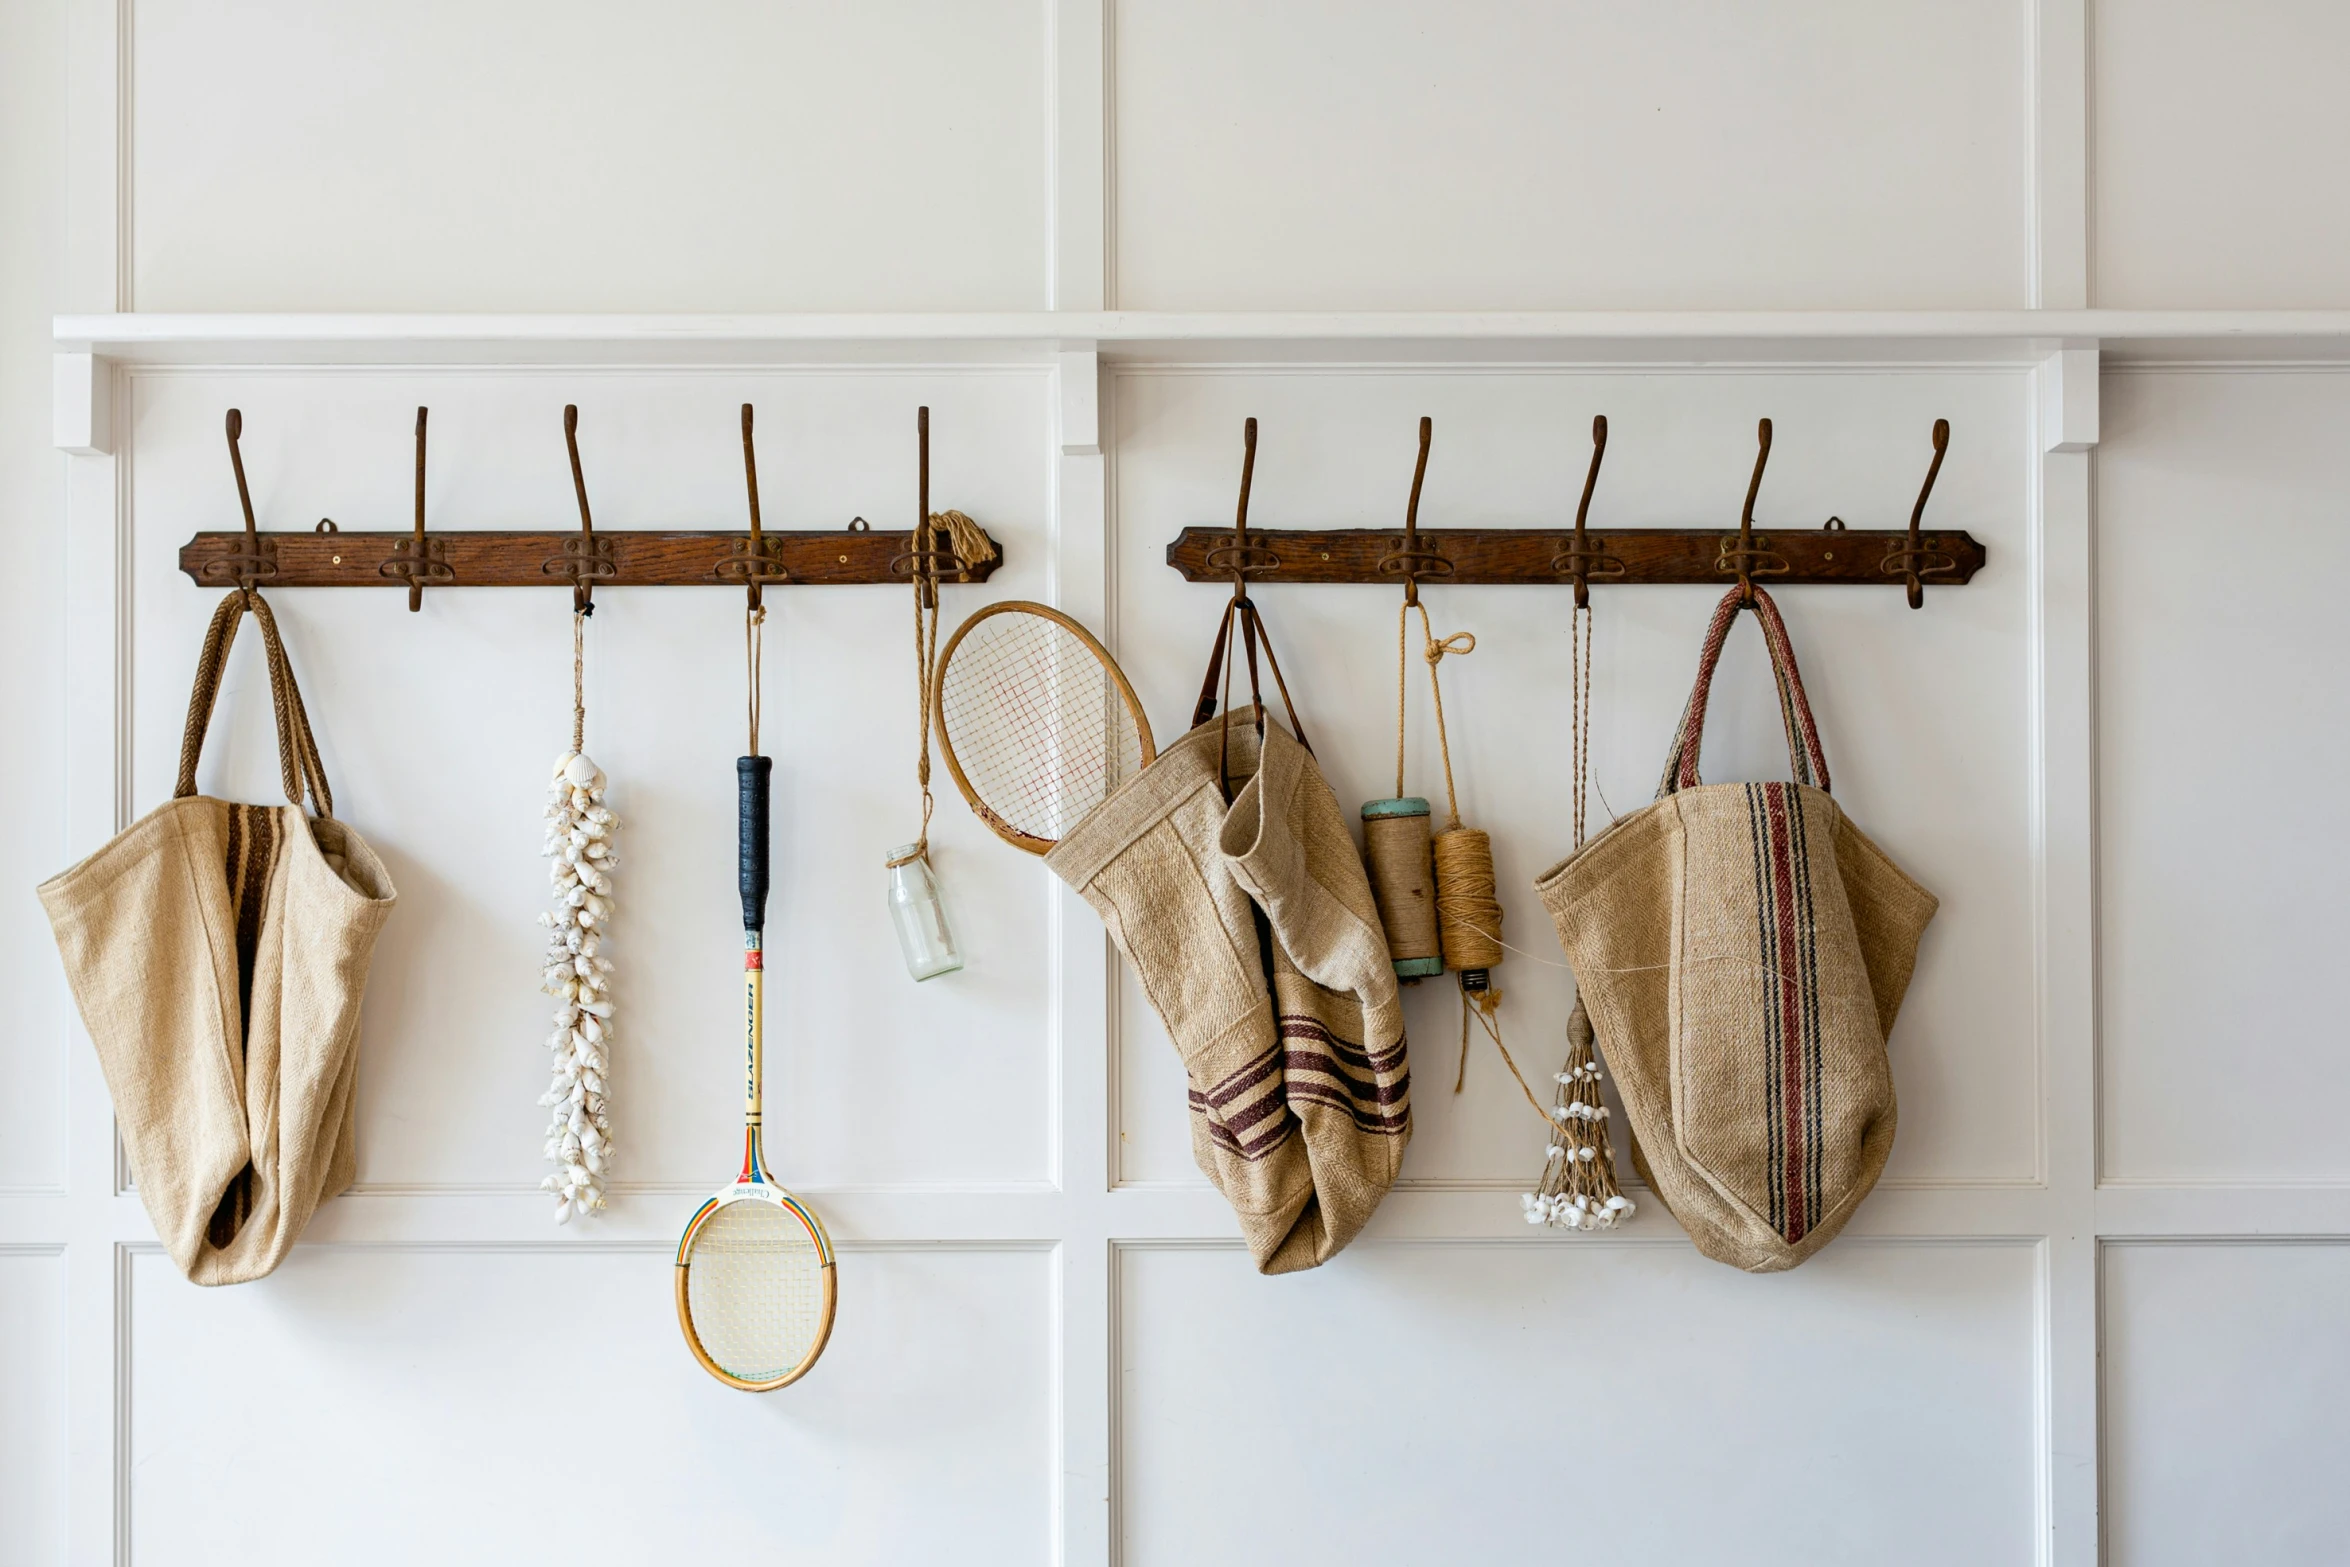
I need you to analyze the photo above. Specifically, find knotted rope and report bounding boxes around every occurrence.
[890,511,993,871]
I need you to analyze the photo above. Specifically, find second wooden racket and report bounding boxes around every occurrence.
[933,601,1156,854]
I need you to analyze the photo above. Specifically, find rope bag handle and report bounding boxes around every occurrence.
[174,587,334,817]
[1656,583,1828,798]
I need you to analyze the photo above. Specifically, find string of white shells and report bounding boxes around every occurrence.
[1521,996,1635,1232]
[539,751,618,1221]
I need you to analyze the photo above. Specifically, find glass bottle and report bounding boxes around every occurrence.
[886,844,963,980]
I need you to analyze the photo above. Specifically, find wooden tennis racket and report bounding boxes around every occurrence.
[675,755,837,1391]
[933,600,1157,854]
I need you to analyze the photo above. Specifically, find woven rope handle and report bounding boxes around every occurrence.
[1656,584,1828,798]
[174,589,334,817]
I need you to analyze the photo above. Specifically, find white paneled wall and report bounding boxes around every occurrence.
[1111,0,2032,310]
[7,3,2350,1565]
[2092,0,2350,307]
[1119,1240,2038,1567]
[129,0,1051,312]
[2103,1244,2350,1566]
[0,0,69,1199]
[2096,370,2350,1183]
[127,1245,1052,1564]
[0,1251,66,1565]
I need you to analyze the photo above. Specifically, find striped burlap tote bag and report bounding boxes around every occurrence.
[39,589,396,1285]
[1534,585,1937,1272]
[1047,712,1410,1275]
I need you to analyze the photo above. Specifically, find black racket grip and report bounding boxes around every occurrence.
[737,756,771,931]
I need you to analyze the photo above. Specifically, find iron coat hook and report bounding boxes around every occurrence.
[1884,418,1954,609]
[1552,414,1624,608]
[216,408,275,590]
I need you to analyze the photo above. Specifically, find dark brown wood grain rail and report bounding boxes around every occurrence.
[178,525,1004,590]
[1165,525,1985,588]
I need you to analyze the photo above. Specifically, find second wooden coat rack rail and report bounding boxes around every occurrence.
[1167,416,1982,607]
[180,404,1006,597]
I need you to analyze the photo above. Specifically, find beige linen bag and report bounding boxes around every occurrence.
[1048,694,1410,1275]
[1535,585,1936,1272]
[39,589,396,1285]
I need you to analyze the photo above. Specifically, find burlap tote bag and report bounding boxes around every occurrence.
[1046,603,1410,1274]
[1534,585,1936,1273]
[39,589,396,1285]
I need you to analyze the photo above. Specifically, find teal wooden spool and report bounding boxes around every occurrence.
[1361,796,1446,979]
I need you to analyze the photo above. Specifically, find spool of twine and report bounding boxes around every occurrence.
[1432,826,1504,973]
[1362,798,1444,978]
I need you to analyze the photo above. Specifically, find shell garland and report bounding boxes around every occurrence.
[1521,996,1635,1231]
[539,751,618,1221]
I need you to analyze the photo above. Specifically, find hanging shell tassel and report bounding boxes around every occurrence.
[538,751,618,1222]
[1521,996,1634,1231]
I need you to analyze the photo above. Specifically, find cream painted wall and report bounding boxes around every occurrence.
[8,4,2350,1566]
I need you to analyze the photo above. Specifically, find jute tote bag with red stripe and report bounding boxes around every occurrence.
[1534,585,1936,1273]
[38,589,396,1285]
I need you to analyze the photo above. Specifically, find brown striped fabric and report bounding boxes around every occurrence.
[1049,712,1409,1274]
[1535,586,1936,1273]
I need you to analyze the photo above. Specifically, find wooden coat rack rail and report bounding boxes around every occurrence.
[180,404,1004,597]
[177,523,1004,591]
[1167,415,1983,607]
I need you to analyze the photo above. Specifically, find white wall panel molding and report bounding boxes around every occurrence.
[123,1242,1058,1565]
[1116,1236,2043,1567]
[2096,368,2350,1192]
[0,1245,69,1567]
[2030,342,2099,1563]
[2033,0,2090,309]
[53,310,2350,387]
[123,0,1054,314]
[1109,0,2033,313]
[2092,0,2350,308]
[2103,1240,2350,1565]
[1049,0,1109,312]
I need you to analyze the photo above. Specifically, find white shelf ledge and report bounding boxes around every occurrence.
[51,309,2350,368]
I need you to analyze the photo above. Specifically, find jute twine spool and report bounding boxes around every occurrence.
[1362,797,1443,978]
[1432,825,1503,973]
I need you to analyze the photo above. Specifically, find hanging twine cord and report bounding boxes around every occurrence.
[572,608,588,755]
[745,603,766,755]
[1572,601,1592,851]
[1396,600,1524,1101]
[1525,598,1633,1231]
[888,511,991,871]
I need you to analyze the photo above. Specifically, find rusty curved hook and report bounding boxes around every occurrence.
[1889,417,1953,609]
[1400,416,1433,607]
[535,404,614,607]
[566,408,596,615]
[215,408,275,590]
[740,403,768,609]
[1740,417,1772,602]
[407,408,429,611]
[1231,414,1257,601]
[1202,415,1278,585]
[1717,417,1785,604]
[1556,413,1621,608]
[378,405,453,605]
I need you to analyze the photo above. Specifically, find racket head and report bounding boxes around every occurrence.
[675,1181,837,1392]
[933,600,1157,854]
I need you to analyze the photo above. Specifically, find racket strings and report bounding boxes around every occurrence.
[939,616,1143,840]
[683,1199,828,1385]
